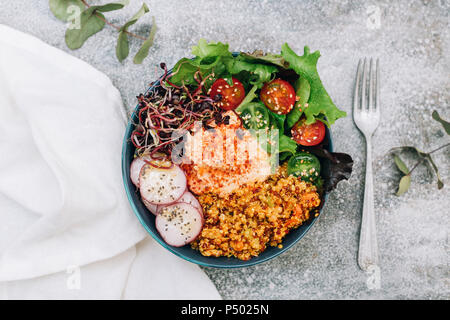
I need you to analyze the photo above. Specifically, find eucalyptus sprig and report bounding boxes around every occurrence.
[49,0,157,64]
[391,110,449,196]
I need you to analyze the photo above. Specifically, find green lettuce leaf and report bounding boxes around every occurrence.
[169,39,278,89]
[169,39,231,86]
[239,50,289,68]
[281,43,346,126]
[191,39,232,59]
[225,56,278,88]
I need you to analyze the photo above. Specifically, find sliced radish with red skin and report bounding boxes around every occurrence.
[139,163,186,205]
[155,202,203,247]
[131,154,172,187]
[177,191,202,214]
[156,191,203,219]
[142,198,159,215]
[130,156,150,187]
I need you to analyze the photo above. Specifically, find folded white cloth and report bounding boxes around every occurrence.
[0,24,220,299]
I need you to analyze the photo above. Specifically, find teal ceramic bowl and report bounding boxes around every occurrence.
[121,65,333,268]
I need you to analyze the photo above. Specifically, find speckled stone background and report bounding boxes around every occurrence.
[2,0,448,299]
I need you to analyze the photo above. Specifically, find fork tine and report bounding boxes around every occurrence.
[368,58,374,112]
[361,58,367,111]
[353,59,363,112]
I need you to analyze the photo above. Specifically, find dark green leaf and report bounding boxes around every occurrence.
[432,110,450,135]
[279,152,291,162]
[119,3,149,32]
[224,56,278,88]
[268,110,286,133]
[116,31,129,62]
[65,7,105,50]
[49,0,84,22]
[133,16,157,64]
[281,43,347,126]
[394,155,409,175]
[396,175,411,196]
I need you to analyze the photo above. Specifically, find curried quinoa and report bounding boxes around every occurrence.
[191,164,321,260]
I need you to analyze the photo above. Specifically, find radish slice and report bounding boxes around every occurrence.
[177,191,202,214]
[156,192,203,218]
[155,202,203,247]
[130,156,150,187]
[142,199,159,215]
[139,164,186,205]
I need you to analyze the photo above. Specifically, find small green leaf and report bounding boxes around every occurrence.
[133,16,157,64]
[49,0,84,22]
[119,3,149,32]
[390,146,428,158]
[116,31,129,62]
[432,110,450,135]
[95,1,129,13]
[425,154,444,189]
[394,155,409,175]
[65,7,106,50]
[396,175,411,196]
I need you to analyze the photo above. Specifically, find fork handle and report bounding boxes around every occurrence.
[358,136,379,271]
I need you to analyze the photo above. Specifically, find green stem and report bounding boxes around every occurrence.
[406,142,449,176]
[429,142,450,155]
[80,0,147,41]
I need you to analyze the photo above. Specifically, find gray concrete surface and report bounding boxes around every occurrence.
[1,0,449,299]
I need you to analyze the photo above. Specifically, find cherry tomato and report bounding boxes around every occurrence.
[260,79,296,115]
[209,78,245,110]
[291,118,326,146]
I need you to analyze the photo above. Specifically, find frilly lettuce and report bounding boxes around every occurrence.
[281,43,346,126]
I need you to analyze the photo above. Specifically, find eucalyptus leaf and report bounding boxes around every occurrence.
[432,110,450,135]
[65,7,105,50]
[396,175,411,196]
[394,155,409,175]
[390,146,428,158]
[95,0,129,13]
[119,3,149,32]
[133,16,157,64]
[425,154,444,189]
[116,31,129,62]
[49,0,84,22]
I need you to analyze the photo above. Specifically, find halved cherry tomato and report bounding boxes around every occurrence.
[260,79,296,115]
[291,118,326,146]
[209,77,245,111]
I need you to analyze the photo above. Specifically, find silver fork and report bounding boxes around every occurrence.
[353,58,380,271]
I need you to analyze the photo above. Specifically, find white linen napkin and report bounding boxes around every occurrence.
[0,24,220,299]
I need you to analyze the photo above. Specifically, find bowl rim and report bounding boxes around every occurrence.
[121,63,333,268]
